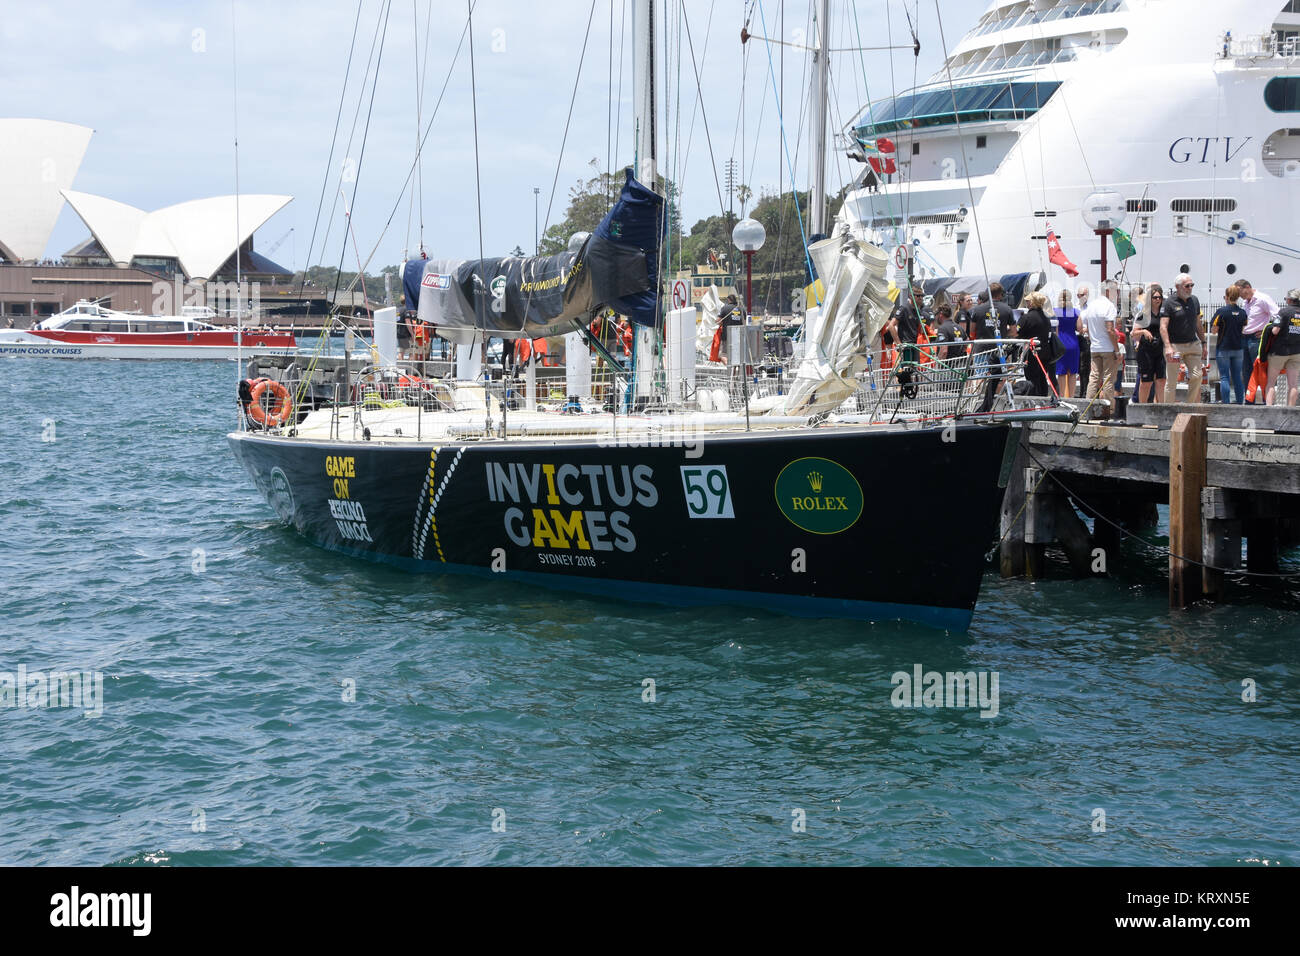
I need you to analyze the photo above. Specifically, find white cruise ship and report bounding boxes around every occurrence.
[840,0,1300,300]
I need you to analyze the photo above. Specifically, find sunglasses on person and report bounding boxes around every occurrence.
[1151,293,1164,299]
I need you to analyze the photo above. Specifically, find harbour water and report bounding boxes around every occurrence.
[2,359,1297,865]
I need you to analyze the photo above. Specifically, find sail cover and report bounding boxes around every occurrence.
[416,168,664,338]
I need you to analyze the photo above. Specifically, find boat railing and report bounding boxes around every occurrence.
[1227,32,1300,62]
[240,338,1064,442]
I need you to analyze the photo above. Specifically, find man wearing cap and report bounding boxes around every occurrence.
[1265,289,1300,406]
[1160,273,1206,403]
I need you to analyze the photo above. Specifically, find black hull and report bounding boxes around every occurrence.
[229,423,1012,630]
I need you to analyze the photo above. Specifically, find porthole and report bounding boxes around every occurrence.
[1180,263,1191,273]
[1275,263,1284,274]
[1227,263,1238,275]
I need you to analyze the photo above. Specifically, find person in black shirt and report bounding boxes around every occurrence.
[955,293,976,344]
[1160,273,1205,402]
[1131,283,1167,403]
[931,303,962,362]
[1211,284,1248,403]
[969,282,1016,411]
[1017,291,1056,397]
[1265,289,1300,406]
[887,284,924,343]
[887,283,927,372]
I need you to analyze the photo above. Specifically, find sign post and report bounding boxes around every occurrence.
[671,279,690,312]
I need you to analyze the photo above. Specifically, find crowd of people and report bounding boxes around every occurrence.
[883,274,1300,411]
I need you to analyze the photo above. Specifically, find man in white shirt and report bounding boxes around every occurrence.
[1078,282,1121,414]
[1238,279,1277,367]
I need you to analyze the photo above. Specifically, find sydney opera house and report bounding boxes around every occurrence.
[0,118,314,322]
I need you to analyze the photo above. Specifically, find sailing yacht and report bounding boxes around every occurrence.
[230,0,1065,631]
[841,0,1300,298]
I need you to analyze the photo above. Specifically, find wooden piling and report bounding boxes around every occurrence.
[1054,495,1097,576]
[999,432,1029,578]
[1201,486,1241,600]
[1169,413,1207,608]
[1024,466,1054,579]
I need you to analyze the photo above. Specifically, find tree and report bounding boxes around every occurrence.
[735,184,753,214]
[510,245,525,258]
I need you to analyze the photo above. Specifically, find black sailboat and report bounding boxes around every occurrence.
[230,0,1063,631]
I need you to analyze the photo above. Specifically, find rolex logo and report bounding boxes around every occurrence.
[807,471,823,493]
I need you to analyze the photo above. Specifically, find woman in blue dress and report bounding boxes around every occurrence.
[1054,289,1081,397]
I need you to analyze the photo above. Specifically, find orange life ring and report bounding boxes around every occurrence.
[249,378,292,426]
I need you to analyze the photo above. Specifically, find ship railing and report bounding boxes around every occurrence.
[694,338,1058,422]
[240,339,1060,441]
[1227,33,1300,61]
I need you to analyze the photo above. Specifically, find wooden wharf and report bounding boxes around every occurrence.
[1000,403,1300,608]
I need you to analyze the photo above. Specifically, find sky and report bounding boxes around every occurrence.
[2,0,989,271]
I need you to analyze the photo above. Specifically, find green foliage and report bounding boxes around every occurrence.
[673,189,846,315]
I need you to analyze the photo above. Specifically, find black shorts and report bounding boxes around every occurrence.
[1136,338,1166,382]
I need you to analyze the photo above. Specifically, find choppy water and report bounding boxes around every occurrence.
[2,359,1297,865]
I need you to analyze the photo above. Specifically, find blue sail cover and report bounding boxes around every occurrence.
[402,258,427,311]
[589,167,665,326]
[415,167,665,338]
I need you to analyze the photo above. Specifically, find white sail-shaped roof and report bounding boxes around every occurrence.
[0,119,93,262]
[61,190,292,280]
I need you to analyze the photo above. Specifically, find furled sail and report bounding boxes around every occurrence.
[765,229,889,417]
[410,168,664,339]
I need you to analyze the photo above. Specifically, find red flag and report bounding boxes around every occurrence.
[1045,222,1079,278]
[867,137,898,176]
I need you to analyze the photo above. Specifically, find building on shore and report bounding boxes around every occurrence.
[0,118,329,324]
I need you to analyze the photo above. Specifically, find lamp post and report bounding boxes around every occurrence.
[732,218,766,431]
[1081,189,1127,285]
[533,187,540,255]
[731,217,766,319]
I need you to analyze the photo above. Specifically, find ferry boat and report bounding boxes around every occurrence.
[0,299,296,360]
[841,0,1300,299]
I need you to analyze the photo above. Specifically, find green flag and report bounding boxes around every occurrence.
[1112,227,1137,261]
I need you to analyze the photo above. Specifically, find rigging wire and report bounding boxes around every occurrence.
[931,0,992,298]
[679,1,732,220]
[329,0,393,313]
[536,0,602,255]
[754,0,815,288]
[320,4,390,283]
[350,10,474,282]
[297,0,364,305]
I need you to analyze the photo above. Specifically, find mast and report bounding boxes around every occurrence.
[633,0,658,191]
[809,0,829,237]
[630,0,661,408]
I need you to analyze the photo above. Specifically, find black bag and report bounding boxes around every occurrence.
[1041,329,1067,366]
